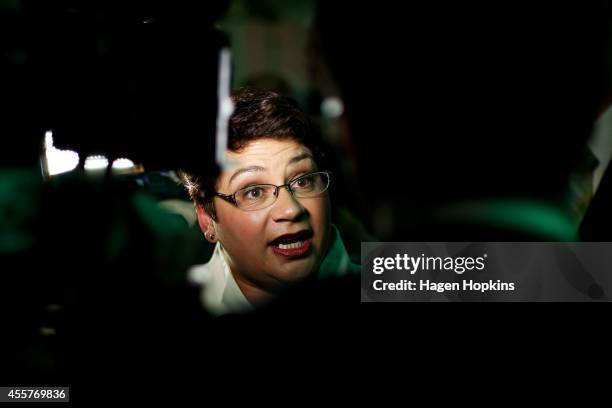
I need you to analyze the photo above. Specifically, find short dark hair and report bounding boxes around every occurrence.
[179,88,325,218]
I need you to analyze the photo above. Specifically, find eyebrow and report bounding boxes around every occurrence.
[228,165,266,185]
[288,152,314,166]
[227,153,315,186]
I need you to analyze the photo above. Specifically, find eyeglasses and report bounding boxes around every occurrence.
[214,171,331,211]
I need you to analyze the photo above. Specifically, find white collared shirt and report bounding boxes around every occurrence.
[187,243,253,316]
[589,105,612,193]
[187,225,359,316]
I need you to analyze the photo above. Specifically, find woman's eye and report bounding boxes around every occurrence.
[294,176,313,188]
[243,186,264,200]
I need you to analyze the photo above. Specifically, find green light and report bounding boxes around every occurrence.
[435,198,578,241]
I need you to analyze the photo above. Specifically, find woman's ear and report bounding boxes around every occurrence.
[195,203,217,243]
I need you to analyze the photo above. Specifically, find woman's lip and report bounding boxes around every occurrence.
[270,238,312,258]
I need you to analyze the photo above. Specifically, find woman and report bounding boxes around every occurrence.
[181,88,360,315]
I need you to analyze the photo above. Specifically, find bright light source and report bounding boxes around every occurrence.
[321,96,344,119]
[111,158,135,170]
[216,47,233,170]
[44,130,80,176]
[44,130,54,150]
[84,155,109,171]
[46,149,80,176]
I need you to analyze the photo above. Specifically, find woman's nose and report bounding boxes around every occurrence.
[271,187,306,221]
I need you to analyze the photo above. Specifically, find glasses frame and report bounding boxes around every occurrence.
[214,170,331,211]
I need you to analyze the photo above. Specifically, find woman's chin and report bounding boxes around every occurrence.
[267,254,319,283]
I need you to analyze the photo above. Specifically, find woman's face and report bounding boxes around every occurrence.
[201,138,331,293]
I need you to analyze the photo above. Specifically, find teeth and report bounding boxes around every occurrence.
[278,241,304,250]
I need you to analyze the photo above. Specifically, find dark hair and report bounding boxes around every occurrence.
[179,87,325,219]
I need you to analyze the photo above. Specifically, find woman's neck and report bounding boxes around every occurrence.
[231,271,276,306]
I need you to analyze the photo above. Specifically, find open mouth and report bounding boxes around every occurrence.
[269,230,313,258]
[277,241,307,250]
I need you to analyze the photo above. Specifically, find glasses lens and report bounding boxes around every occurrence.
[291,172,330,198]
[235,184,277,210]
